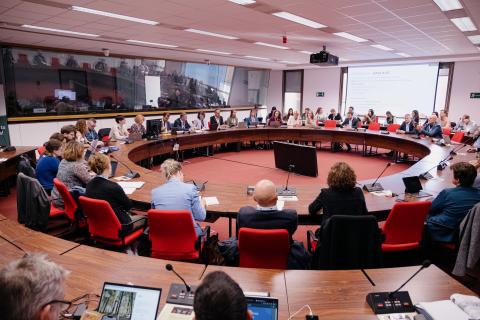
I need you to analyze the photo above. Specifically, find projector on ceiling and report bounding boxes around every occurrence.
[310,46,339,66]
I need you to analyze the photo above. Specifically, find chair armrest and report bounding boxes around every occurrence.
[119,216,147,238]
[307,230,317,253]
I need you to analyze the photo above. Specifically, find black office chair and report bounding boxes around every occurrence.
[97,128,111,140]
[310,215,382,270]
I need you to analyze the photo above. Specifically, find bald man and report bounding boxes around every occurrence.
[236,179,298,242]
[417,115,442,138]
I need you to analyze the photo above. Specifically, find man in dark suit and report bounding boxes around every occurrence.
[210,108,224,130]
[237,179,297,242]
[173,112,191,130]
[327,108,342,121]
[341,111,359,152]
[398,113,417,134]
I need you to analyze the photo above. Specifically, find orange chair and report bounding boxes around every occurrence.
[238,228,290,269]
[52,178,85,227]
[451,131,464,143]
[387,124,400,133]
[147,210,209,260]
[379,201,431,252]
[324,120,337,128]
[79,196,146,248]
[368,122,381,131]
[442,128,451,136]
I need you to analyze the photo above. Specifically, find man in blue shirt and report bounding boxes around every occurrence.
[417,115,442,138]
[151,159,206,236]
[426,162,480,243]
[85,118,99,141]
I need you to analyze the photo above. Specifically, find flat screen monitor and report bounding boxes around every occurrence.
[98,282,162,320]
[146,118,162,137]
[273,141,318,177]
[54,89,76,100]
[246,296,278,320]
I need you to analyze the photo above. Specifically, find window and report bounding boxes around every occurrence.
[282,70,303,115]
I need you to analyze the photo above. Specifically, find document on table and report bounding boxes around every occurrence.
[117,181,145,189]
[122,187,137,195]
[416,300,469,320]
[278,195,298,202]
[200,196,219,206]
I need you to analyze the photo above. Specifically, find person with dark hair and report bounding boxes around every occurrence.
[193,111,207,130]
[341,112,359,152]
[309,162,367,227]
[85,118,99,141]
[60,125,76,142]
[283,108,294,122]
[327,108,342,122]
[36,139,63,194]
[363,109,375,124]
[194,271,251,320]
[49,132,65,143]
[210,109,224,129]
[411,109,420,126]
[173,112,191,130]
[385,111,395,125]
[109,116,129,141]
[162,112,172,132]
[425,162,480,243]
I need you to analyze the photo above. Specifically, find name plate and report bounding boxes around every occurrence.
[33,108,47,113]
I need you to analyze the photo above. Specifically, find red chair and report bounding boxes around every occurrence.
[451,131,464,143]
[387,124,400,133]
[379,201,431,252]
[324,120,337,128]
[442,128,451,136]
[368,122,381,131]
[147,210,209,260]
[79,196,146,248]
[37,145,45,157]
[52,178,83,224]
[238,228,290,269]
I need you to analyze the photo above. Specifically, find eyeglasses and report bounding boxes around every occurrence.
[42,293,100,319]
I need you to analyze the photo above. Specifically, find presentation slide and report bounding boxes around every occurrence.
[345,63,439,119]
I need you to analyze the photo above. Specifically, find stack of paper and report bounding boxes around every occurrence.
[200,196,219,206]
[116,181,145,195]
[416,300,469,320]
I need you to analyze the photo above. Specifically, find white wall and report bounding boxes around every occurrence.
[266,68,342,114]
[8,109,256,146]
[448,60,480,122]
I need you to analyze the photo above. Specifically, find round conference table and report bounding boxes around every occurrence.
[114,126,475,229]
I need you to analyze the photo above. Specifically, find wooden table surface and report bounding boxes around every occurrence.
[0,146,36,181]
[110,127,474,220]
[0,218,476,319]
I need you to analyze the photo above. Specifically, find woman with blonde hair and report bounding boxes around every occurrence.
[130,114,146,135]
[308,162,367,226]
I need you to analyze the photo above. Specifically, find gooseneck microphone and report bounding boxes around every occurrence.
[165,264,191,292]
[419,143,468,180]
[366,260,431,314]
[363,162,392,192]
[109,153,140,179]
[277,164,297,196]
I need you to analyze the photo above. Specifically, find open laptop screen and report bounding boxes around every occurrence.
[246,296,278,320]
[98,282,162,320]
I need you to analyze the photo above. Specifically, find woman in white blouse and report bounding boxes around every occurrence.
[287,111,302,127]
[109,116,129,141]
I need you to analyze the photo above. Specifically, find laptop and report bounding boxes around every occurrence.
[402,176,432,198]
[97,282,162,320]
[246,296,278,320]
[129,132,143,142]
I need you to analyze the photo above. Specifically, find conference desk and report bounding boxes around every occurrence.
[0,146,36,193]
[112,127,475,228]
[0,217,476,319]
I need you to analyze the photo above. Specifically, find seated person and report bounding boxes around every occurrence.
[226,110,239,127]
[440,109,450,129]
[60,125,76,143]
[210,109,224,129]
[385,111,395,124]
[85,153,146,233]
[425,162,480,243]
[109,115,129,141]
[363,109,375,124]
[36,139,62,195]
[455,114,477,134]
[309,162,367,229]
[162,112,173,132]
[417,115,442,138]
[237,179,297,242]
[151,159,206,236]
[0,254,68,320]
[173,112,191,130]
[193,111,207,130]
[341,111,359,152]
[267,110,283,127]
[397,113,417,134]
[304,110,316,127]
[194,271,251,320]
[51,141,92,208]
[85,118,99,141]
[245,110,259,127]
[287,111,302,127]
[75,119,88,145]
[328,108,342,121]
[130,114,146,136]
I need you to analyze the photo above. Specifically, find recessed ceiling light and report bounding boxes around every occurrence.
[370,44,394,51]
[395,52,411,57]
[279,60,298,64]
[468,35,480,44]
[333,32,368,43]
[272,11,327,29]
[244,55,269,60]
[126,40,177,47]
[21,24,99,37]
[228,0,256,4]
[450,17,477,32]
[185,28,238,40]
[254,42,289,49]
[432,0,463,11]
[196,49,232,55]
[72,6,158,25]
[299,50,313,54]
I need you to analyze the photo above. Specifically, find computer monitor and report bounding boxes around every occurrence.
[98,282,162,320]
[273,141,318,177]
[246,296,278,320]
[146,118,162,137]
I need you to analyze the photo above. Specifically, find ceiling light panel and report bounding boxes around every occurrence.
[395,52,411,57]
[432,0,463,11]
[272,12,327,29]
[254,42,289,49]
[370,44,394,51]
[450,17,477,32]
[196,49,232,55]
[333,32,368,43]
[185,28,238,40]
[468,35,480,44]
[244,55,269,60]
[72,6,158,25]
[21,24,99,37]
[126,40,178,47]
[228,0,256,4]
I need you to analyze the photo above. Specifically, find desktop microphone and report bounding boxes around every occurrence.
[165,264,191,292]
[109,154,140,179]
[450,142,469,156]
[363,162,392,192]
[277,164,297,196]
[419,143,466,179]
[366,260,431,314]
